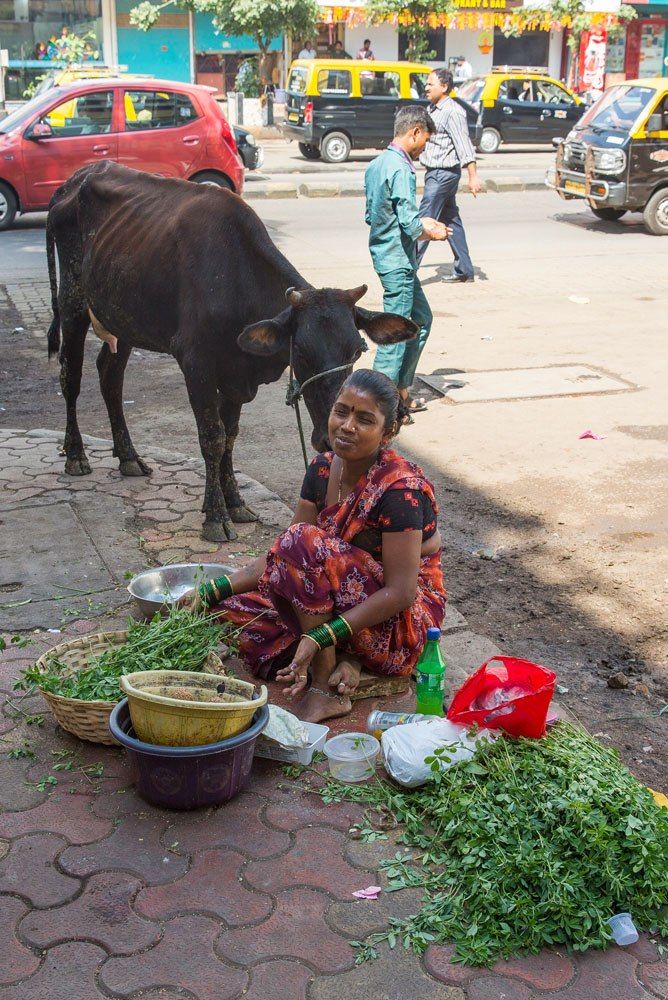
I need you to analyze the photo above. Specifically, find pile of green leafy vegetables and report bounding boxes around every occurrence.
[16,607,233,703]
[319,722,668,966]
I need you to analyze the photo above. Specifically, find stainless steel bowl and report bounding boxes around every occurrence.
[128,563,235,618]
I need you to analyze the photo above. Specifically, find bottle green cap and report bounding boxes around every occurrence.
[426,627,441,641]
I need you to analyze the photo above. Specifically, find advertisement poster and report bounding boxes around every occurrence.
[580,30,608,97]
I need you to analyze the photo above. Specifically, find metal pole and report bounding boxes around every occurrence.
[188,10,195,84]
[0,48,8,119]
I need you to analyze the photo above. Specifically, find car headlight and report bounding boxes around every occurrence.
[592,148,626,174]
[245,133,256,146]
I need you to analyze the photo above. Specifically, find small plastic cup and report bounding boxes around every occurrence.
[607,913,639,946]
[323,732,380,783]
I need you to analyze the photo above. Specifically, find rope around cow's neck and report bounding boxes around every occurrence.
[285,335,368,470]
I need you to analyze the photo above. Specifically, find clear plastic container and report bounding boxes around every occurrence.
[323,732,380,782]
[607,913,639,946]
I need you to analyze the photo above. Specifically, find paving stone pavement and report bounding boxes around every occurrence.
[0,428,664,999]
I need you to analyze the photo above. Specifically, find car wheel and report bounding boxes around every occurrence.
[191,172,234,190]
[643,188,668,236]
[478,128,501,154]
[0,182,18,231]
[320,132,351,164]
[298,142,321,160]
[590,207,627,222]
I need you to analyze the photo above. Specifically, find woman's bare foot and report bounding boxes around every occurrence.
[293,687,352,723]
[328,655,362,697]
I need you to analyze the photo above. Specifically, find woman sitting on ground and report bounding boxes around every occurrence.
[188,369,446,723]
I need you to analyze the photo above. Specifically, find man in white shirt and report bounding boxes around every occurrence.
[298,41,317,59]
[454,57,473,83]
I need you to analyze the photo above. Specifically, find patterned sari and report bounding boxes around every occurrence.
[215,448,446,679]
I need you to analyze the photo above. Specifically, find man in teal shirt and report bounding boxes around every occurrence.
[365,106,450,416]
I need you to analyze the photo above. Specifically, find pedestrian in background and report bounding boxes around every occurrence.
[298,40,317,58]
[364,106,451,419]
[453,56,473,83]
[332,40,352,58]
[417,68,482,283]
[357,39,375,60]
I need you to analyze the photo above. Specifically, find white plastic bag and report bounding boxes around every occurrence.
[381,718,493,788]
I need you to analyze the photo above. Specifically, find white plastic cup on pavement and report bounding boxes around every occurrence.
[607,913,639,946]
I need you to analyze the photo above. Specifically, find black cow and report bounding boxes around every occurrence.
[46,162,416,541]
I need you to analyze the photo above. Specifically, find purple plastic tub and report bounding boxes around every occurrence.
[109,698,269,810]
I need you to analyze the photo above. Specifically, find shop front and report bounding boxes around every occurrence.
[626,2,668,77]
[1,0,111,100]
[307,0,564,79]
[194,17,282,94]
[113,0,282,88]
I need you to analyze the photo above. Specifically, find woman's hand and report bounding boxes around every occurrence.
[276,636,319,700]
[175,588,205,614]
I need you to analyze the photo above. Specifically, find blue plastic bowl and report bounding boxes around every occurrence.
[109,698,269,810]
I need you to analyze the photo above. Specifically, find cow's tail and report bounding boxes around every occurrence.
[46,215,61,358]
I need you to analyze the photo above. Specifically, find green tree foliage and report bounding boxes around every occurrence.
[131,0,319,78]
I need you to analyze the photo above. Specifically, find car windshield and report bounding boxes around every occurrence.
[0,90,60,133]
[457,79,485,106]
[580,84,656,133]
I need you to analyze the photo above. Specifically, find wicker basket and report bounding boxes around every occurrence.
[34,631,128,745]
[34,632,224,746]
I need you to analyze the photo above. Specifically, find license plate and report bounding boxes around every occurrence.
[288,112,299,122]
[564,179,585,195]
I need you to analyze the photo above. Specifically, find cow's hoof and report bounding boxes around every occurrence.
[119,458,152,477]
[64,457,92,476]
[228,504,258,524]
[202,520,238,543]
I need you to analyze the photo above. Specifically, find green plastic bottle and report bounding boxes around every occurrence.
[415,627,445,716]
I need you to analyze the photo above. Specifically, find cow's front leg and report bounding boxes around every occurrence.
[219,398,258,524]
[178,356,237,543]
[96,341,152,477]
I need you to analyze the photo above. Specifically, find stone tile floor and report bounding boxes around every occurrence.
[0,429,665,999]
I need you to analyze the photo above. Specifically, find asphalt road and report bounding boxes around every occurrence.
[247,138,554,188]
[1,189,666,782]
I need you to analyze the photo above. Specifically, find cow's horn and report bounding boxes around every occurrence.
[286,287,303,307]
[346,285,368,305]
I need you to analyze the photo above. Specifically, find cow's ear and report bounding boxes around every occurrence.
[354,307,418,345]
[237,308,293,356]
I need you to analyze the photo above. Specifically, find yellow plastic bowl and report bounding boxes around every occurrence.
[120,670,268,747]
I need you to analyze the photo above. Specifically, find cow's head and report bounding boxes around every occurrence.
[237,285,417,451]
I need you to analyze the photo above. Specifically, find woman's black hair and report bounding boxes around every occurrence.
[337,369,409,434]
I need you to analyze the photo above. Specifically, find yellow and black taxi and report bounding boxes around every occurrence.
[456,67,585,153]
[282,58,481,163]
[547,78,668,236]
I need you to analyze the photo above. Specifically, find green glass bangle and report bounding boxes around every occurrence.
[197,581,214,608]
[305,624,335,649]
[213,575,234,600]
[330,616,353,641]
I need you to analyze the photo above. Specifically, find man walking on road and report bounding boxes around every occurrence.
[365,107,451,418]
[417,68,482,283]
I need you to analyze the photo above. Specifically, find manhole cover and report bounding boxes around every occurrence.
[418,365,635,404]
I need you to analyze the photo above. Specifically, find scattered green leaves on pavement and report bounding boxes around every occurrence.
[316,722,668,966]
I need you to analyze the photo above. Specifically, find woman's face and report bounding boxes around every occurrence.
[328,386,389,462]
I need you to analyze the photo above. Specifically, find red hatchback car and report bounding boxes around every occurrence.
[0,77,244,229]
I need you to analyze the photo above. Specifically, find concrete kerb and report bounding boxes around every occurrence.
[245,178,546,200]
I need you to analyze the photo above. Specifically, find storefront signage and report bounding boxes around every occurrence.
[455,0,509,7]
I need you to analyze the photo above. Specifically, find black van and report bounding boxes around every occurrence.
[282,58,480,163]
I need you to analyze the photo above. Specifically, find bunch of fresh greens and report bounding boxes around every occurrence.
[16,607,233,703]
[318,722,668,966]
